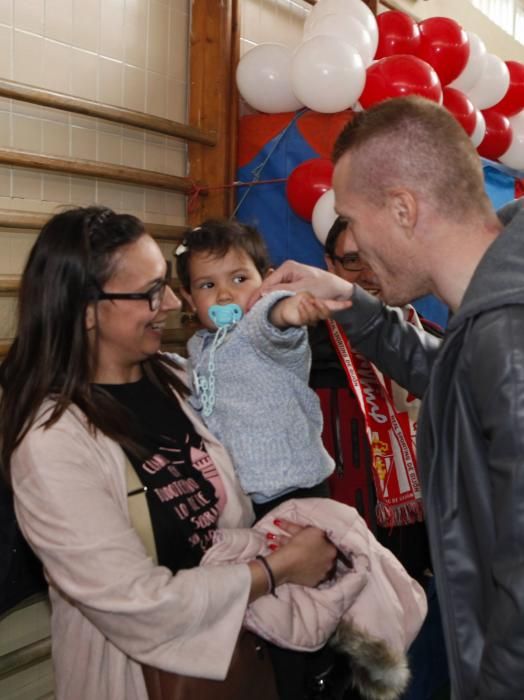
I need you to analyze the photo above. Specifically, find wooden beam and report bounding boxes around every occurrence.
[0,637,51,680]
[230,0,241,215]
[188,0,238,222]
[0,149,195,194]
[303,0,377,13]
[0,340,10,358]
[0,277,19,295]
[363,0,378,14]
[0,210,51,230]
[144,223,186,242]
[379,0,399,10]
[0,79,217,146]
[0,209,186,242]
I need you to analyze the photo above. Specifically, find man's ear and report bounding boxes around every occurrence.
[85,303,96,332]
[325,255,336,274]
[387,188,417,237]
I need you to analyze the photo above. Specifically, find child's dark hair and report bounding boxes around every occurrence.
[175,219,272,292]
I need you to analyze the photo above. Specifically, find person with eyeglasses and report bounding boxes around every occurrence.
[0,206,339,700]
[308,215,449,700]
[92,275,171,311]
[253,95,524,700]
[323,217,381,296]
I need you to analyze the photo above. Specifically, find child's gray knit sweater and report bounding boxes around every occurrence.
[187,291,334,503]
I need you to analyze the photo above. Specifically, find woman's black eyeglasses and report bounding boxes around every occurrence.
[330,253,364,272]
[93,278,170,312]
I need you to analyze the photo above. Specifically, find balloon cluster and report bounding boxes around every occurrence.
[285,160,337,243]
[237,0,377,115]
[370,10,524,168]
[237,1,524,242]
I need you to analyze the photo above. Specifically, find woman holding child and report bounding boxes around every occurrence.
[0,206,339,700]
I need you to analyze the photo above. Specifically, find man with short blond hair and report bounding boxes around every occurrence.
[310,213,448,699]
[257,96,524,699]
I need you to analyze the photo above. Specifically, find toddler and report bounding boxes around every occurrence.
[175,219,341,518]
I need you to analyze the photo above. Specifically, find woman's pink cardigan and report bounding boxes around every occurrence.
[11,390,254,700]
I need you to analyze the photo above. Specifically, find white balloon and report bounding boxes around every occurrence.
[291,35,365,113]
[305,0,378,58]
[499,111,524,170]
[466,53,510,111]
[312,189,337,244]
[449,32,487,93]
[470,110,486,148]
[304,13,374,67]
[236,43,304,113]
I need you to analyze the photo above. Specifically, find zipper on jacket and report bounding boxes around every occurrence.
[423,366,466,700]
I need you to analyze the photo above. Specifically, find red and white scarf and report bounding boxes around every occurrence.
[327,308,424,527]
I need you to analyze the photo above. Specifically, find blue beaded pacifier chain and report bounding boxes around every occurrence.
[194,303,243,417]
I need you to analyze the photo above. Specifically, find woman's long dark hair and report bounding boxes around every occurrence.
[0,206,187,481]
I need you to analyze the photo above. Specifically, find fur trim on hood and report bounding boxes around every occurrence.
[202,498,426,700]
[331,621,410,700]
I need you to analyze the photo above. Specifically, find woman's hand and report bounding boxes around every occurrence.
[267,520,337,588]
[248,519,337,596]
[249,260,354,310]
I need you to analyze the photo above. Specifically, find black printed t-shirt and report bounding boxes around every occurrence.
[100,376,220,574]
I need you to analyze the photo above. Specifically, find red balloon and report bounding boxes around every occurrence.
[442,87,476,136]
[477,110,512,160]
[492,61,524,117]
[286,159,334,221]
[359,55,442,110]
[375,11,421,59]
[416,17,469,86]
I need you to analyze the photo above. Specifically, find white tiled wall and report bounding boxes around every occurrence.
[238,0,310,118]
[0,0,190,341]
[0,0,190,228]
[240,0,309,56]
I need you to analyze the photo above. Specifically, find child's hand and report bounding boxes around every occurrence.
[270,292,351,328]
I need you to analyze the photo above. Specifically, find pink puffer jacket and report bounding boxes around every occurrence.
[202,498,427,700]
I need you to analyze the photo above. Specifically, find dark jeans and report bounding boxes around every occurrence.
[267,643,353,700]
[402,576,450,700]
[253,480,331,520]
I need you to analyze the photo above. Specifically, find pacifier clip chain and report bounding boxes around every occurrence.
[194,303,244,417]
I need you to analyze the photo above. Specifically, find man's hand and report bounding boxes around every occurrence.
[270,291,348,328]
[249,260,354,309]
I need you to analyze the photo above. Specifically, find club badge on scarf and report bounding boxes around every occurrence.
[327,310,424,527]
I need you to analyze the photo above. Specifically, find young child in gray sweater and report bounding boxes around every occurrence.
[175,220,342,518]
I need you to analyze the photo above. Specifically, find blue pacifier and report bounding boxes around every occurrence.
[208,303,243,328]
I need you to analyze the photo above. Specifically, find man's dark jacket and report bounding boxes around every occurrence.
[333,200,524,700]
